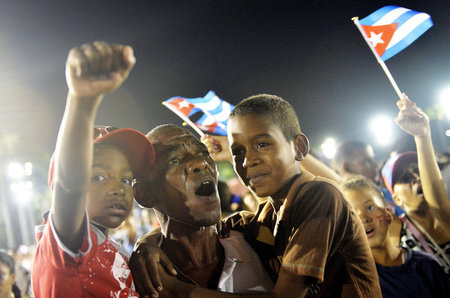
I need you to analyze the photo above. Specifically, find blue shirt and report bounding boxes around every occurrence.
[376,248,450,298]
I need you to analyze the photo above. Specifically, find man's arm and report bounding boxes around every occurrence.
[395,94,450,217]
[157,265,310,298]
[51,42,135,251]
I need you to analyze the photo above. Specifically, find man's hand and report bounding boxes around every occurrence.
[157,264,196,298]
[201,134,232,163]
[65,41,136,98]
[395,93,430,137]
[129,230,177,297]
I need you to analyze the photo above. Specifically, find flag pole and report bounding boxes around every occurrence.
[162,102,205,137]
[352,17,403,99]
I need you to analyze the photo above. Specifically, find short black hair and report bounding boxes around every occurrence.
[146,124,188,143]
[229,94,301,141]
[342,175,386,207]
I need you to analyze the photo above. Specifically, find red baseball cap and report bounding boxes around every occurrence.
[48,126,155,190]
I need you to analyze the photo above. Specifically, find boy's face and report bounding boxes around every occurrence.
[149,127,221,227]
[0,262,14,298]
[87,144,134,230]
[393,163,424,210]
[228,114,301,199]
[344,187,391,249]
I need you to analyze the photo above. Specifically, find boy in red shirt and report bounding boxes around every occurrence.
[32,41,154,297]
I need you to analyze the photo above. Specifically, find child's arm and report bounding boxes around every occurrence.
[51,41,135,251]
[395,93,450,215]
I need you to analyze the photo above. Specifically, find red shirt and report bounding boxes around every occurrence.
[32,213,138,297]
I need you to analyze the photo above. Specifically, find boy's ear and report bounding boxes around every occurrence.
[294,133,309,161]
[133,180,158,208]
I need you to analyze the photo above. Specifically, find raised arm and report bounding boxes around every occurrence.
[395,93,450,216]
[51,41,135,251]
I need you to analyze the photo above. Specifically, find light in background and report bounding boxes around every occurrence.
[2,161,35,247]
[439,86,450,120]
[321,137,337,160]
[370,115,393,147]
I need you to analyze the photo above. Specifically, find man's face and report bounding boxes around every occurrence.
[349,146,378,183]
[0,262,14,298]
[393,163,424,210]
[149,127,221,226]
[344,187,391,250]
[228,114,300,199]
[87,144,134,230]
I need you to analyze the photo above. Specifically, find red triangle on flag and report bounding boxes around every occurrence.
[361,23,398,57]
[168,97,195,116]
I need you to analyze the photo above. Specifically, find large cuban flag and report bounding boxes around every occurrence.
[359,6,433,61]
[163,91,234,135]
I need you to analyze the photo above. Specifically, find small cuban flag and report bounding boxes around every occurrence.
[359,6,433,61]
[162,91,234,136]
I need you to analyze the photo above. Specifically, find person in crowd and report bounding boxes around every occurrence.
[134,94,382,297]
[342,175,449,297]
[31,41,155,297]
[331,140,403,245]
[129,124,274,296]
[381,94,450,274]
[331,141,378,183]
[13,245,33,298]
[0,250,21,298]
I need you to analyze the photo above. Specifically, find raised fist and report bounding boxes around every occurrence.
[65,41,135,98]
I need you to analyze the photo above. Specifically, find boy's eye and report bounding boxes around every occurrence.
[92,175,107,182]
[169,157,180,165]
[367,205,375,211]
[256,142,268,149]
[122,177,133,185]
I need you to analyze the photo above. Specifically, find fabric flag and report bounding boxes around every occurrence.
[163,91,234,136]
[359,5,433,61]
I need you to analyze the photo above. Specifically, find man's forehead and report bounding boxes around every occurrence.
[154,127,196,144]
[153,128,205,154]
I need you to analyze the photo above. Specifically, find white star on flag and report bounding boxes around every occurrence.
[368,31,384,47]
[177,100,191,109]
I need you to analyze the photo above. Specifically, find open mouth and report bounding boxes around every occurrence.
[107,201,128,215]
[110,204,126,211]
[365,227,375,237]
[195,180,216,196]
[417,185,423,195]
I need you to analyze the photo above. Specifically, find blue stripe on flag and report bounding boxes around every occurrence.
[381,17,433,61]
[359,6,399,25]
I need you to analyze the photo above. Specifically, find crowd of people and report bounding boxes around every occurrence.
[1,41,449,297]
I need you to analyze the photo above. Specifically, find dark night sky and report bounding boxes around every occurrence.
[1,0,449,169]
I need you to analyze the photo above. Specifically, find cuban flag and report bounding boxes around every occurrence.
[359,6,433,61]
[163,91,234,135]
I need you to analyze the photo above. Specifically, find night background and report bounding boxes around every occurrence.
[0,0,449,248]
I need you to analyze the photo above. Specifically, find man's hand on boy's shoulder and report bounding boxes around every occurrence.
[66,41,136,99]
